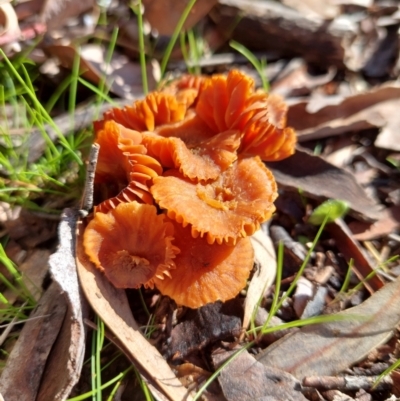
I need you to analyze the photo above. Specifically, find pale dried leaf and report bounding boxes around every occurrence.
[212,349,307,401]
[281,0,340,19]
[0,283,67,400]
[243,227,276,329]
[266,147,382,222]
[38,208,88,400]
[257,275,400,379]
[0,2,21,50]
[76,222,192,401]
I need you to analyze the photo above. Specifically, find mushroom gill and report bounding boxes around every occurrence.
[103,92,189,132]
[92,120,163,213]
[83,202,179,289]
[195,70,297,161]
[143,129,242,182]
[153,220,254,308]
[151,156,278,245]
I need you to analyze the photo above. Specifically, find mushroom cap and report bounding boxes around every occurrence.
[153,220,254,308]
[239,94,297,161]
[104,92,188,132]
[151,156,278,244]
[143,129,242,182]
[83,202,179,289]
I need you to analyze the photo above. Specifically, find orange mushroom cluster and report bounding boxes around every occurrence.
[83,69,297,308]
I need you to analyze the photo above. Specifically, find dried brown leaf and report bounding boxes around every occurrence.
[142,0,218,36]
[243,227,276,329]
[256,275,400,379]
[266,147,382,222]
[328,218,384,294]
[212,349,308,401]
[288,84,400,143]
[0,283,67,400]
[166,301,242,361]
[76,221,192,401]
[349,205,400,241]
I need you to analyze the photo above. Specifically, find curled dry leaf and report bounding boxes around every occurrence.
[242,226,276,329]
[256,275,400,380]
[266,147,382,222]
[38,208,88,400]
[0,2,21,51]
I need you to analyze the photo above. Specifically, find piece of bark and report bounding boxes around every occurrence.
[0,282,67,400]
[256,275,400,380]
[212,349,308,401]
[37,208,88,400]
[211,0,356,67]
[266,147,382,222]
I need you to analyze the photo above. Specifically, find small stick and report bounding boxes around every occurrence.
[303,375,393,391]
[80,143,99,216]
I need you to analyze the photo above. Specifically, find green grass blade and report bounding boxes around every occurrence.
[229,40,269,91]
[135,1,148,95]
[0,49,81,164]
[159,0,198,79]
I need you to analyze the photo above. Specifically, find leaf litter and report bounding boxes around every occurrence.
[2,0,400,400]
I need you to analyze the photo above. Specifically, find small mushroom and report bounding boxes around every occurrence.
[151,156,278,244]
[93,119,144,186]
[93,120,163,213]
[83,202,179,289]
[153,220,254,308]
